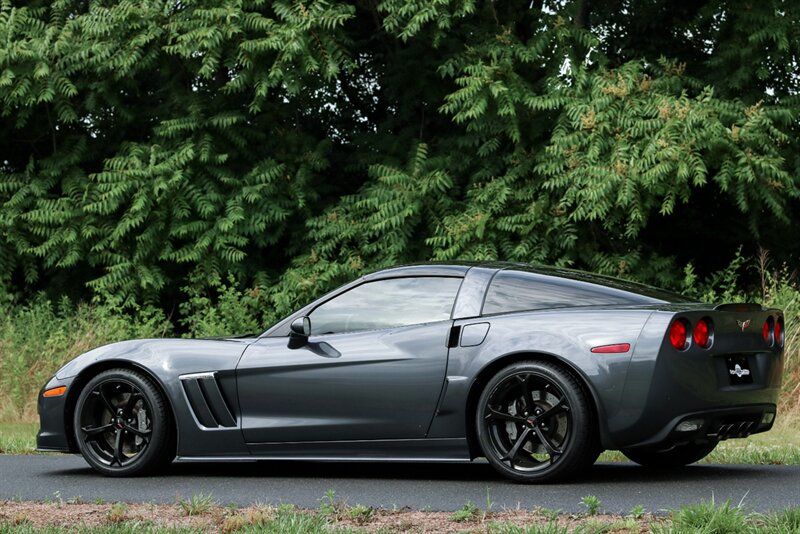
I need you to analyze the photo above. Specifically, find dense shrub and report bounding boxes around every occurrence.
[1,1,798,317]
[0,298,170,420]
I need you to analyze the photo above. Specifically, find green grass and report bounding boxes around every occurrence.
[599,425,800,465]
[0,423,37,454]
[580,495,601,516]
[177,494,214,517]
[659,499,748,533]
[450,500,480,522]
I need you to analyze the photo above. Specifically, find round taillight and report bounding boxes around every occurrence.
[763,317,774,346]
[775,317,783,347]
[669,320,688,350]
[693,318,711,348]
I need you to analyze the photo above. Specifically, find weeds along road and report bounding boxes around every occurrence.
[1,455,798,514]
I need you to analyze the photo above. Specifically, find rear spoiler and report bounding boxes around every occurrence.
[714,303,765,312]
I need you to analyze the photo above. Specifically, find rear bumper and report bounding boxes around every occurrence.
[612,309,783,449]
[622,403,776,451]
[36,376,74,453]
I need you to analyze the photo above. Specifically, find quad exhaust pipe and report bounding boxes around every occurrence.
[708,421,756,440]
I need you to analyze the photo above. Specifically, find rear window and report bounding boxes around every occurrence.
[482,270,681,315]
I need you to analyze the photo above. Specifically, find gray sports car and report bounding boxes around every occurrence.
[37,262,784,482]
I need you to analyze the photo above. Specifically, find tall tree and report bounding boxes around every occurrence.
[1,0,798,321]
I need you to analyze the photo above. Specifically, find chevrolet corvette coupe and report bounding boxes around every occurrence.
[37,262,785,482]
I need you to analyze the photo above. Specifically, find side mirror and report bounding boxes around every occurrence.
[290,316,311,336]
[288,316,311,349]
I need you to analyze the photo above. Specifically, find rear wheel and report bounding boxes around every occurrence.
[476,360,598,483]
[622,441,717,468]
[73,368,174,476]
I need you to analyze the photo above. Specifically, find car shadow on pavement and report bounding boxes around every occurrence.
[151,460,769,484]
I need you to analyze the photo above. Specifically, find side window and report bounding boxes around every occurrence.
[309,277,462,335]
[482,271,634,315]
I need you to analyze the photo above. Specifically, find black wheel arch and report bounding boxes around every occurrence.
[465,350,611,458]
[64,360,178,455]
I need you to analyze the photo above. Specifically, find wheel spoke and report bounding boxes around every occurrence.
[518,375,536,414]
[123,424,151,438]
[485,407,526,424]
[81,423,114,441]
[533,426,563,459]
[111,429,124,466]
[94,387,116,414]
[501,427,532,462]
[538,397,569,419]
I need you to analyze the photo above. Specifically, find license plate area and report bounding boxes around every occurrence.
[725,355,753,385]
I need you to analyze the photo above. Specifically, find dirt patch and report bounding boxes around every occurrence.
[0,501,220,530]
[0,500,663,533]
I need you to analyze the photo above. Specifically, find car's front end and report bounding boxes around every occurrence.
[36,375,76,453]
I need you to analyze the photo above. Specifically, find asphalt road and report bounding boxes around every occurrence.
[0,455,798,514]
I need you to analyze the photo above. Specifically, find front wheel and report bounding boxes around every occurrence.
[476,360,598,483]
[622,441,718,468]
[73,368,174,476]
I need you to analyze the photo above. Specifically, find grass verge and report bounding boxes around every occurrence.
[0,496,799,533]
[599,422,800,465]
[0,423,37,454]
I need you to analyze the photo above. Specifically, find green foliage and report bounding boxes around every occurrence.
[1,0,344,300]
[537,61,793,239]
[178,494,215,517]
[318,490,339,518]
[179,273,265,338]
[628,505,646,519]
[487,521,570,534]
[450,500,479,522]
[681,248,748,304]
[1,0,800,325]
[0,296,170,420]
[345,504,373,525]
[580,495,601,516]
[0,423,37,454]
[764,507,800,531]
[662,498,748,534]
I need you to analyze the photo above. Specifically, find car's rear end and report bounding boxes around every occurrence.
[618,304,784,452]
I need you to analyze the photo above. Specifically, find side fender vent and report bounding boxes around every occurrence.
[180,372,237,428]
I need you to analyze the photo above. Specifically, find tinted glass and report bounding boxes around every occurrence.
[505,264,693,303]
[309,277,462,335]
[482,270,670,315]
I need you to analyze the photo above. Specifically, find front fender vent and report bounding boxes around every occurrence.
[180,372,236,428]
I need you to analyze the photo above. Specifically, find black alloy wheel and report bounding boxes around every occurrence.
[74,368,174,476]
[476,360,597,483]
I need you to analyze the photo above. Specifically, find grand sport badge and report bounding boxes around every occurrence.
[730,364,751,378]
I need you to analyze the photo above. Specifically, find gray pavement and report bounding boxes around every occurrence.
[0,455,798,514]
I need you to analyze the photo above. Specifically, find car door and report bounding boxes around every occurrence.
[236,276,463,445]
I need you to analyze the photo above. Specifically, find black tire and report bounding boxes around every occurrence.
[622,441,717,468]
[73,368,175,476]
[476,360,598,483]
